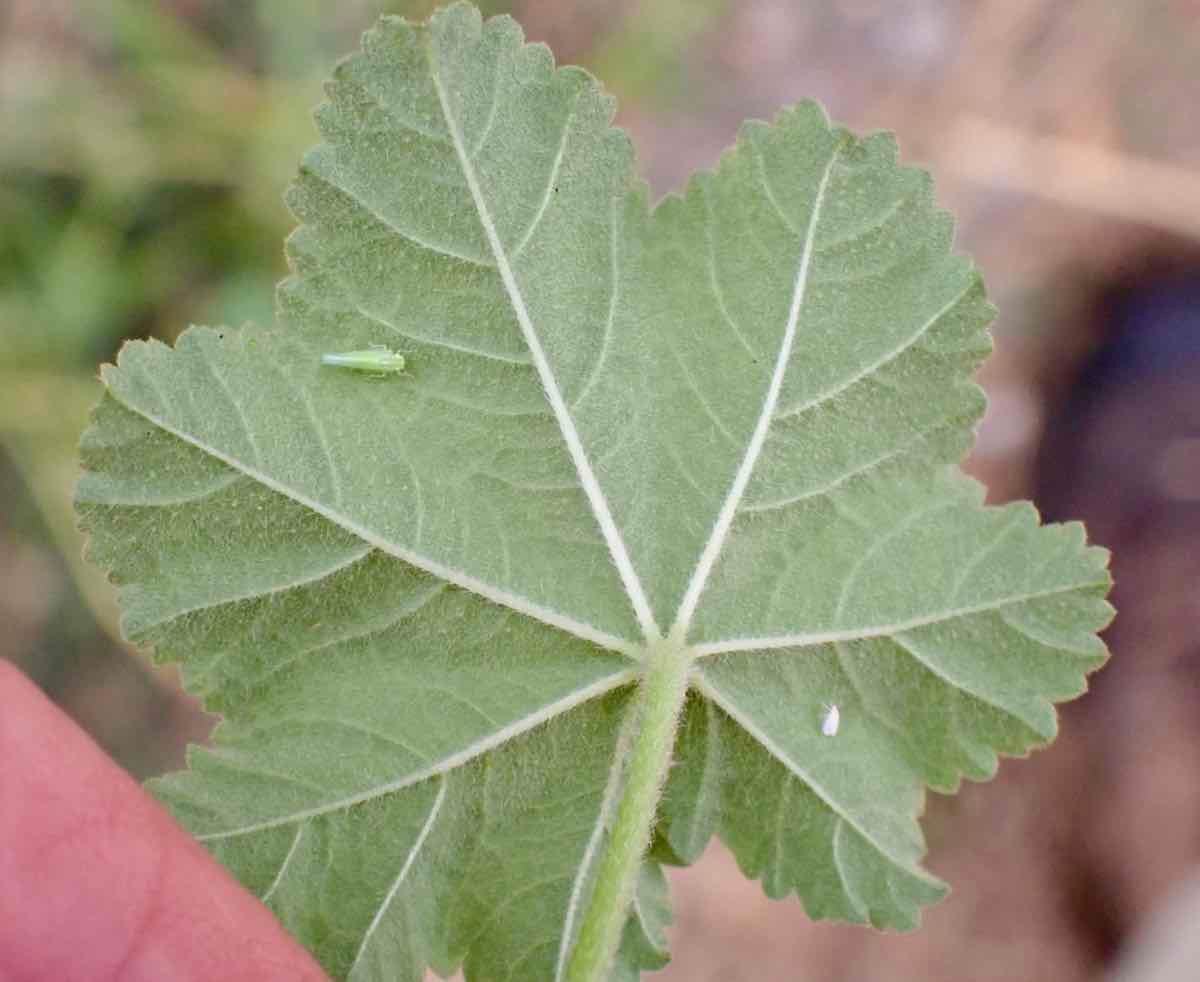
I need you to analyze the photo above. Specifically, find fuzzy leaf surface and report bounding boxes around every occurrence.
[76,3,1112,979]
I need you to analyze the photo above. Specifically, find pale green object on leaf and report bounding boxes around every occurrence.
[321,345,408,375]
[75,4,1113,981]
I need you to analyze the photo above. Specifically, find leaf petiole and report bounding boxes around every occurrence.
[566,639,692,982]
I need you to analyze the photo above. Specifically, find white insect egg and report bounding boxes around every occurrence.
[821,703,840,737]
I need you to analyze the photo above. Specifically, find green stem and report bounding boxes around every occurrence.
[566,638,692,982]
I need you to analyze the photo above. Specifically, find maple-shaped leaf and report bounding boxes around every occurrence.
[76,4,1112,980]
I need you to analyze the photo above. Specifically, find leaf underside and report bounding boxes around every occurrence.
[75,4,1113,980]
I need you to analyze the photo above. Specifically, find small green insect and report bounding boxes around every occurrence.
[320,344,407,377]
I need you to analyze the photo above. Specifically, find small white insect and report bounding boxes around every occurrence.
[821,703,840,737]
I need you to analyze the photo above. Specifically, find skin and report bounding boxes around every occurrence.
[0,660,327,982]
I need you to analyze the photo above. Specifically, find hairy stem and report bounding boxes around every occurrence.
[566,638,691,982]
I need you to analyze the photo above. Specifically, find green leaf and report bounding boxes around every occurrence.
[75,3,1113,980]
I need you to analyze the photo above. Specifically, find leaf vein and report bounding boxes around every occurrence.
[774,280,974,421]
[831,500,958,627]
[349,777,448,976]
[429,43,659,641]
[195,669,636,842]
[693,580,1109,657]
[271,352,345,508]
[260,824,306,904]
[469,48,504,160]
[107,393,639,656]
[889,631,1036,728]
[138,545,373,634]
[570,196,621,411]
[695,671,932,881]
[197,342,263,468]
[701,185,759,360]
[947,511,1025,605]
[355,303,532,366]
[742,424,948,514]
[831,820,868,919]
[671,145,842,640]
[669,345,739,446]
[752,142,801,237]
[512,90,580,259]
[304,168,493,269]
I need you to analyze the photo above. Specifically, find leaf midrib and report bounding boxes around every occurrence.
[691,579,1109,657]
[426,39,662,644]
[668,145,843,643]
[107,389,640,658]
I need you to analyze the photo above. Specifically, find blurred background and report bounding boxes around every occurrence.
[2,1,1199,979]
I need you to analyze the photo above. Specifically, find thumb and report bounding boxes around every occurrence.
[0,660,326,982]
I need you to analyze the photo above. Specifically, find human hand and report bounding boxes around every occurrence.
[0,660,327,981]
